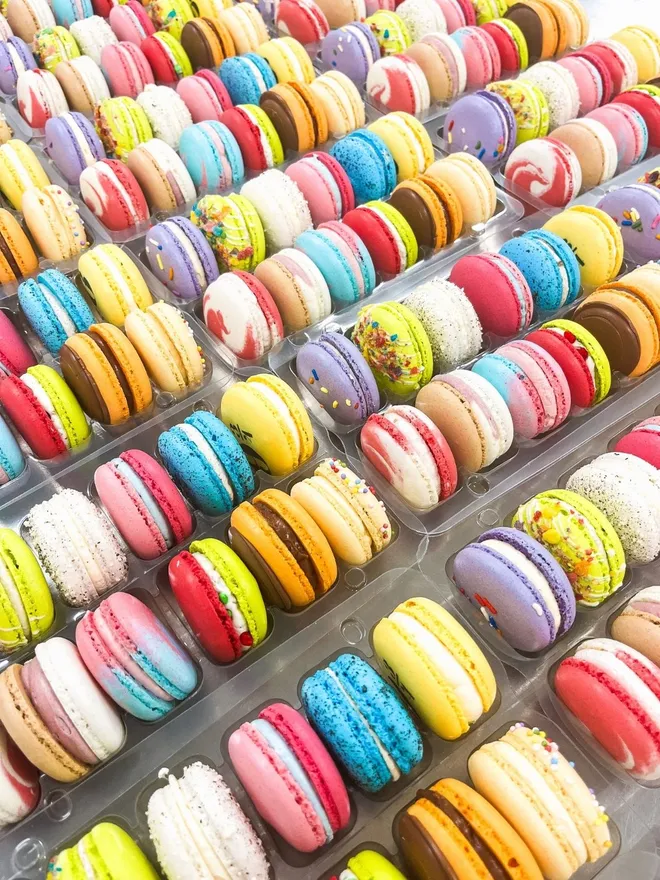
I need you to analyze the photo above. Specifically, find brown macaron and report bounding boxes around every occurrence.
[0,209,38,283]
[180,16,235,70]
[389,174,463,252]
[260,82,328,152]
[506,0,558,61]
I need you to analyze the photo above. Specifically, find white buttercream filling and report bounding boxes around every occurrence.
[243,107,274,167]
[192,552,248,638]
[167,222,207,286]
[482,538,561,628]
[21,373,69,446]
[385,410,440,504]
[39,285,77,336]
[0,554,29,638]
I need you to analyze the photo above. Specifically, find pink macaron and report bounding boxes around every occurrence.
[451,25,501,89]
[436,0,470,32]
[176,69,232,122]
[79,158,149,232]
[228,702,351,853]
[108,0,155,46]
[555,638,660,781]
[275,0,329,44]
[586,103,648,168]
[614,417,660,469]
[0,725,40,828]
[0,311,36,376]
[569,49,613,105]
[100,41,154,99]
[584,39,638,96]
[614,89,660,150]
[94,449,194,559]
[366,53,431,113]
[285,151,355,225]
[557,55,603,115]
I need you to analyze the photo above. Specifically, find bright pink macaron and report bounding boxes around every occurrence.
[614,89,660,149]
[555,638,660,781]
[285,151,354,225]
[0,312,36,376]
[615,417,660,469]
[109,0,156,45]
[94,449,194,559]
[586,103,648,167]
[498,340,571,435]
[557,55,603,115]
[79,159,149,232]
[275,0,329,44]
[452,25,501,89]
[100,42,154,99]
[177,70,232,123]
[228,702,351,853]
[569,49,613,104]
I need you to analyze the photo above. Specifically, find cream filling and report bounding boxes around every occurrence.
[340,872,358,880]
[40,286,77,336]
[178,423,234,500]
[389,611,483,721]
[168,222,207,286]
[369,207,407,267]
[243,57,268,92]
[482,538,561,629]
[77,839,97,880]
[164,776,232,880]
[0,554,29,638]
[61,112,97,167]
[140,139,196,204]
[192,552,248,638]
[349,24,378,64]
[21,373,69,446]
[633,586,660,603]
[252,382,301,457]
[326,668,401,780]
[386,410,440,501]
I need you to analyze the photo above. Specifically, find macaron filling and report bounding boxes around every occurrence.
[253,500,320,593]
[112,458,175,548]
[21,372,70,447]
[252,384,302,458]
[176,422,235,502]
[545,326,597,383]
[192,551,250,643]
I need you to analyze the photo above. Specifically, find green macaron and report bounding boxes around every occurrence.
[0,528,54,651]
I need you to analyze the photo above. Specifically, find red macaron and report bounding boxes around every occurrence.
[614,88,660,149]
[569,49,613,104]
[79,159,149,232]
[0,311,36,376]
[614,417,660,469]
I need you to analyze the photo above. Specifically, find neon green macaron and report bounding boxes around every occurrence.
[367,200,418,268]
[497,18,529,70]
[343,850,408,880]
[94,96,153,160]
[0,528,54,652]
[48,823,159,879]
[27,364,91,450]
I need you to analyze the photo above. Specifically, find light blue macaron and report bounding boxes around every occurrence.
[500,231,577,312]
[525,229,581,303]
[330,130,397,203]
[157,410,254,516]
[0,415,24,485]
[18,270,95,355]
[178,121,245,193]
[295,226,376,304]
[219,53,276,106]
[300,653,423,793]
[52,0,93,26]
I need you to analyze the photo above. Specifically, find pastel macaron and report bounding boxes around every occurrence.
[145,216,219,302]
[76,592,197,720]
[220,2,270,54]
[178,120,245,192]
[443,89,516,166]
[0,420,25,489]
[168,537,267,662]
[0,36,36,94]
[294,221,375,304]
[451,25,501,88]
[94,449,194,560]
[158,411,254,517]
[16,68,68,129]
[454,526,576,653]
[44,112,106,185]
[320,22,380,83]
[366,54,430,114]
[219,53,276,106]
[301,653,423,792]
[426,153,497,227]
[229,702,350,853]
[77,244,153,326]
[240,168,312,252]
[543,206,624,290]
[597,183,660,263]
[140,31,193,84]
[612,587,660,668]
[176,69,233,123]
[136,84,194,151]
[369,111,435,182]
[285,151,355,226]
[373,597,497,739]
[504,137,583,209]
[22,185,89,263]
[54,55,111,115]
[0,140,49,211]
[17,269,95,356]
[552,118,618,191]
[0,528,53,652]
[254,247,331,333]
[126,139,196,214]
[109,0,155,44]
[100,41,154,99]
[499,228,581,311]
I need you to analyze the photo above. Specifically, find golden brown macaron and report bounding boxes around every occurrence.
[389,174,463,251]
[260,81,328,152]
[180,16,235,69]
[0,208,38,283]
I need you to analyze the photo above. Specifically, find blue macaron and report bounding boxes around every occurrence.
[157,411,255,517]
[219,53,276,106]
[0,414,25,484]
[499,229,580,311]
[301,653,423,793]
[146,216,219,301]
[18,269,95,355]
[295,225,375,304]
[178,121,245,192]
[45,112,106,185]
[51,0,93,26]
[524,229,581,303]
[330,130,397,203]
[0,37,36,94]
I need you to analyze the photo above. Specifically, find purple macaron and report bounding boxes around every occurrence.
[45,112,106,185]
[453,526,576,654]
[296,330,380,426]
[320,23,380,84]
[0,37,36,95]
[145,216,219,301]
[597,183,660,263]
[444,90,516,165]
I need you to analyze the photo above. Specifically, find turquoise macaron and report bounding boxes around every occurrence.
[219,53,276,106]
[330,130,397,203]
[295,222,376,304]
[300,653,423,793]
[157,411,254,516]
[52,0,93,26]
[178,121,245,192]
[499,228,581,311]
[18,269,95,355]
[0,414,24,484]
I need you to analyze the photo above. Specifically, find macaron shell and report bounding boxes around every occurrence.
[542,206,623,290]
[614,418,660,469]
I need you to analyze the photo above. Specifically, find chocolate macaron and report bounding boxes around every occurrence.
[259,83,328,152]
[180,17,235,70]
[389,173,463,251]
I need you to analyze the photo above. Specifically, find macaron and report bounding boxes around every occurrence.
[454,526,576,653]
[100,41,154,99]
[257,35,315,84]
[611,25,660,83]
[109,0,155,45]
[397,0,447,41]
[178,120,244,191]
[399,777,543,880]
[0,210,38,283]
[361,405,458,509]
[353,301,432,396]
[596,183,660,263]
[320,23,380,84]
[44,112,106,185]
[285,151,355,226]
[330,128,397,203]
[146,216,219,302]
[6,0,55,43]
[514,488,626,606]
[136,84,193,150]
[426,153,497,227]
[94,95,153,159]
[147,0,193,40]
[468,722,612,878]
[60,323,153,424]
[53,55,111,115]
[158,410,255,517]
[77,243,153,326]
[220,373,314,475]
[219,1,270,54]
[614,87,660,149]
[340,852,406,880]
[481,17,529,71]
[126,139,195,214]
[0,528,53,652]
[309,69,365,138]
[260,81,328,152]
[505,0,559,61]
[79,158,149,232]
[254,247,331,332]
[443,89,516,166]
[587,103,648,168]
[241,168,312,252]
[180,16,235,70]
[389,173,463,252]
[203,270,283,360]
[0,364,90,459]
[140,31,193,84]
[500,228,581,311]
[343,200,418,276]
[0,418,25,488]
[487,78,550,145]
[300,653,423,792]
[229,487,337,607]
[369,112,434,184]
[555,638,660,782]
[373,597,497,738]
[76,591,197,719]
[168,537,267,661]
[69,16,118,66]
[220,104,284,171]
[0,36,36,93]
[366,54,431,115]
[176,69,233,122]
[0,312,35,377]
[218,52,276,105]
[22,184,89,263]
[294,221,376,304]
[451,25,500,88]
[313,0,363,31]
[614,417,660,469]
[405,278,482,373]
[0,638,124,782]
[18,269,94,356]
[228,702,350,853]
[52,0,92,27]
[542,205,624,290]
[526,319,611,409]
[416,368,514,473]
[611,586,660,668]
[275,0,329,43]
[557,54,604,115]
[366,10,411,56]
[48,823,158,879]
[520,59,580,128]
[552,118,618,190]
[16,68,68,129]
[191,193,265,272]
[504,136,582,208]
[0,724,40,828]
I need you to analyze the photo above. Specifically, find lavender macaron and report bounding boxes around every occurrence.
[145,216,219,301]
[445,90,516,165]
[453,526,576,654]
[596,183,660,263]
[320,23,380,84]
[296,330,380,426]
[45,112,106,184]
[0,36,36,94]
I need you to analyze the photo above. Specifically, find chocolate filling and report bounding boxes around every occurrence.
[259,92,300,152]
[228,526,292,610]
[87,329,136,412]
[0,232,22,280]
[254,500,320,594]
[60,343,110,423]
[398,813,460,880]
